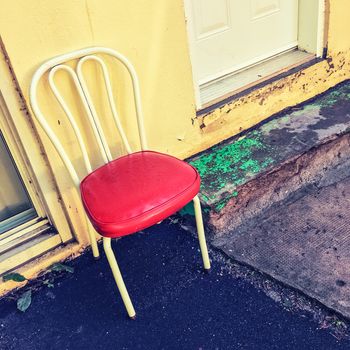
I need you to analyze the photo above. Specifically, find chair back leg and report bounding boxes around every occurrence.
[87,219,100,259]
[193,195,211,271]
[103,237,137,319]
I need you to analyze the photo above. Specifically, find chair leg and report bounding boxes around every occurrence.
[193,195,211,271]
[87,220,100,259]
[103,237,136,319]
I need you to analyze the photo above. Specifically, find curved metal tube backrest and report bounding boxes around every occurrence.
[29,47,148,187]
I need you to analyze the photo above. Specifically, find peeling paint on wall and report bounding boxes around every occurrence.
[196,50,350,145]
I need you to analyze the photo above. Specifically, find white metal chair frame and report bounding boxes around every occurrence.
[30,47,210,319]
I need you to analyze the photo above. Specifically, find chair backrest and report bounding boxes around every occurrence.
[29,47,148,188]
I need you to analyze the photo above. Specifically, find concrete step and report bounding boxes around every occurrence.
[213,172,350,319]
[186,80,350,238]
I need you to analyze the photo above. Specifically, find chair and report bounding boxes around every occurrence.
[29,47,210,319]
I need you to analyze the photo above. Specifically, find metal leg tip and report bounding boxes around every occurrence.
[129,314,137,320]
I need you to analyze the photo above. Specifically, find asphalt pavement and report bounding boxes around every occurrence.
[0,221,349,350]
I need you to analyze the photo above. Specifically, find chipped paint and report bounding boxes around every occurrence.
[196,49,350,144]
[189,80,350,213]
[190,130,276,208]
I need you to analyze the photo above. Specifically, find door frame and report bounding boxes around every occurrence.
[0,41,74,275]
[184,0,327,109]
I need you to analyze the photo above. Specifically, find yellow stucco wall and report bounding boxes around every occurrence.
[1,1,350,159]
[1,0,349,157]
[0,0,349,293]
[0,0,197,156]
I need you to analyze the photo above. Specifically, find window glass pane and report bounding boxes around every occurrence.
[0,132,37,234]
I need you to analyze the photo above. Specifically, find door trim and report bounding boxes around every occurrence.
[184,0,327,109]
[198,42,298,86]
[0,39,75,274]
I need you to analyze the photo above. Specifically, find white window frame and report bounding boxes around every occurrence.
[0,46,74,275]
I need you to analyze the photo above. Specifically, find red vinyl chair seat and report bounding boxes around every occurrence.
[80,151,200,238]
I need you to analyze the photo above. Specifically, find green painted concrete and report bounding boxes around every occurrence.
[185,81,350,214]
[189,131,276,210]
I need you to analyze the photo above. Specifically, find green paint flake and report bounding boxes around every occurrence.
[213,191,239,212]
[190,130,277,205]
[318,84,350,108]
[214,196,234,212]
[215,201,227,212]
[201,194,210,202]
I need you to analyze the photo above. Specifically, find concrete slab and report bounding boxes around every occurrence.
[187,80,350,236]
[214,175,350,319]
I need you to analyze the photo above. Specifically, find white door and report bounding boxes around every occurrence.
[189,0,299,85]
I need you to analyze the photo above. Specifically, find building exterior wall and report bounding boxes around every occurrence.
[0,0,349,294]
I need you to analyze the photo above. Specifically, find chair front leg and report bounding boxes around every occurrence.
[103,237,136,319]
[193,195,211,271]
